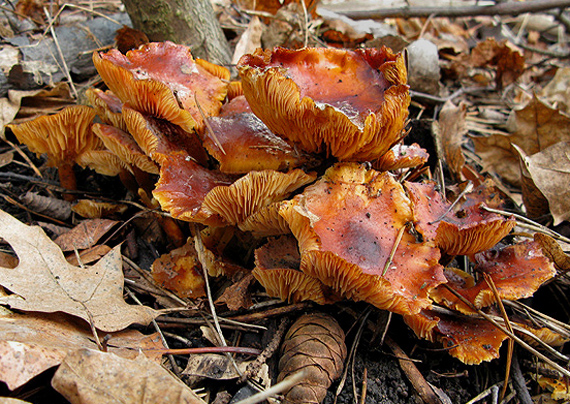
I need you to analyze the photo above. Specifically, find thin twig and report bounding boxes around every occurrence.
[382,224,407,276]
[442,284,570,378]
[43,7,78,99]
[484,274,513,402]
[141,346,262,356]
[234,370,308,404]
[482,206,570,244]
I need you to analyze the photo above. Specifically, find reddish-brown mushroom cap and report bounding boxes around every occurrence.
[374,143,429,171]
[219,95,251,117]
[404,309,509,365]
[204,109,317,173]
[92,123,159,175]
[253,235,337,304]
[280,162,446,315]
[405,181,516,256]
[432,240,555,313]
[152,152,235,226]
[93,42,228,133]
[85,87,128,132]
[122,106,209,167]
[238,47,410,161]
[151,240,206,298]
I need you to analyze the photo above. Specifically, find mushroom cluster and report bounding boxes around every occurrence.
[9,41,559,364]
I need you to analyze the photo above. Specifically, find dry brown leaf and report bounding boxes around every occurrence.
[512,144,551,220]
[54,219,118,251]
[0,252,18,268]
[433,100,467,181]
[535,233,570,272]
[472,95,570,185]
[216,272,255,311]
[66,244,112,266]
[540,67,570,115]
[183,353,249,380]
[0,398,32,404]
[0,151,14,169]
[0,312,164,390]
[52,348,207,404]
[231,16,264,65]
[0,209,158,332]
[517,142,570,225]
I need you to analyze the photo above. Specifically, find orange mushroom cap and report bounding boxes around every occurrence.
[122,106,209,167]
[76,149,127,176]
[404,309,508,365]
[153,151,315,227]
[430,240,556,313]
[92,123,159,175]
[238,47,410,161]
[8,105,99,167]
[93,42,228,133]
[204,107,317,173]
[405,181,516,256]
[374,143,429,171]
[253,235,337,304]
[151,240,206,298]
[85,87,128,133]
[200,169,316,226]
[238,201,291,237]
[280,162,446,315]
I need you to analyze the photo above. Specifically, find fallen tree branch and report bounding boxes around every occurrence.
[329,0,570,19]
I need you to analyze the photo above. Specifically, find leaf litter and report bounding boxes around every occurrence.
[2,0,570,403]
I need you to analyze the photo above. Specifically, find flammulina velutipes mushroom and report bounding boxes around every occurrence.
[8,42,560,364]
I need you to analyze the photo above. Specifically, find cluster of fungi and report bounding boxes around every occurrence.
[9,41,560,365]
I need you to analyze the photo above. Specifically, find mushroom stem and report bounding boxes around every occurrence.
[58,161,78,201]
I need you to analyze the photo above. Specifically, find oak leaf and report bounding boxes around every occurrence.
[0,312,164,390]
[52,348,207,404]
[515,142,570,225]
[0,209,158,332]
[472,95,570,185]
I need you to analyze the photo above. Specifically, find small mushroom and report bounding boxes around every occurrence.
[430,240,556,314]
[404,309,508,365]
[405,181,516,256]
[253,235,337,304]
[374,143,429,171]
[238,47,410,160]
[8,106,99,201]
[85,87,128,132]
[151,240,206,298]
